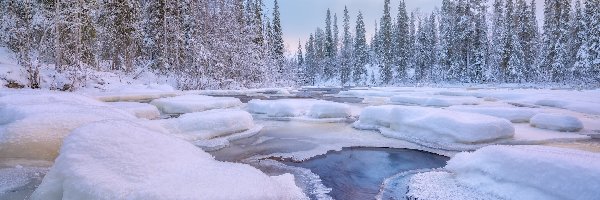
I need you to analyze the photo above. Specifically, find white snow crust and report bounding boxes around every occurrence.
[150,95,242,114]
[408,145,600,200]
[108,102,161,119]
[160,109,256,140]
[32,120,307,200]
[530,113,584,132]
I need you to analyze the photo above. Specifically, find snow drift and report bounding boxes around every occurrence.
[354,106,515,146]
[150,95,242,114]
[32,120,307,200]
[248,99,351,119]
[408,145,600,200]
[160,109,256,140]
[530,113,584,132]
[0,91,135,160]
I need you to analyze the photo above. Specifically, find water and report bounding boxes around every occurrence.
[284,147,449,200]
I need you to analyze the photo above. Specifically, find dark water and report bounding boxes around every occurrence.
[284,147,449,200]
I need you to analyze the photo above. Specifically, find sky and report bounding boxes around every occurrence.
[263,0,546,54]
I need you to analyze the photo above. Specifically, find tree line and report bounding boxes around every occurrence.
[298,0,600,86]
[0,0,293,90]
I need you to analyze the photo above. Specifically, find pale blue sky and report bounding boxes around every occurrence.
[263,0,545,53]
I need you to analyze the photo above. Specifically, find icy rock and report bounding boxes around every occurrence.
[161,109,255,140]
[353,106,397,130]
[448,106,538,123]
[108,102,161,119]
[248,99,330,118]
[32,120,306,200]
[308,102,351,119]
[390,95,480,107]
[150,95,242,114]
[0,92,135,160]
[530,113,584,132]
[441,145,600,200]
[388,107,515,143]
[355,106,515,144]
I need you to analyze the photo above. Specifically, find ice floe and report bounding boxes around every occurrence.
[108,102,161,119]
[530,113,584,132]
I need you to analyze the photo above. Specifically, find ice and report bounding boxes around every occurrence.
[308,102,352,118]
[160,109,257,141]
[108,102,161,119]
[530,113,584,132]
[448,106,538,123]
[354,106,515,144]
[32,120,307,200]
[390,95,480,107]
[0,91,136,160]
[150,95,242,114]
[407,145,600,200]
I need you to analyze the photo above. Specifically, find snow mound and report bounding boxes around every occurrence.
[0,92,135,160]
[32,120,307,200]
[530,113,584,132]
[535,99,600,115]
[108,102,160,119]
[308,102,351,118]
[390,95,480,107]
[161,109,256,141]
[409,145,600,200]
[449,106,538,123]
[150,95,242,114]
[355,106,515,144]
[248,99,351,120]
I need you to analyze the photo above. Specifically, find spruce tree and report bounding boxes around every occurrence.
[394,0,409,81]
[353,11,368,84]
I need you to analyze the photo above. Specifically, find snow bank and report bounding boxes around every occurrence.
[390,95,480,107]
[161,109,255,140]
[308,102,351,118]
[0,92,135,160]
[108,102,160,119]
[150,95,242,114]
[530,113,584,132]
[355,106,514,144]
[248,99,351,119]
[32,120,306,200]
[449,106,538,123]
[413,145,600,200]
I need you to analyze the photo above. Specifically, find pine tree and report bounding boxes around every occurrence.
[575,0,600,83]
[568,0,584,79]
[379,0,393,84]
[353,11,368,84]
[394,0,410,81]
[272,0,284,58]
[333,13,339,57]
[340,6,352,85]
[471,0,488,83]
[541,0,571,82]
[323,9,334,78]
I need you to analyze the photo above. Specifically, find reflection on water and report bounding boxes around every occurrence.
[284,147,448,200]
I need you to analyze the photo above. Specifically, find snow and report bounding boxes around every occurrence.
[108,102,161,119]
[408,145,600,200]
[150,95,243,114]
[308,102,352,118]
[448,106,538,123]
[160,109,257,141]
[355,106,515,144]
[31,120,307,200]
[390,95,480,107]
[248,99,353,120]
[530,113,584,132]
[0,91,136,160]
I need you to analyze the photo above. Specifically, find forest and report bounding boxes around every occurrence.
[1,0,599,90]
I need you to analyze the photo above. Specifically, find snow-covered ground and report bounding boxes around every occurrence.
[1,86,600,199]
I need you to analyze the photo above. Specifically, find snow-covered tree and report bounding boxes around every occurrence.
[353,11,368,84]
